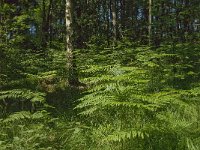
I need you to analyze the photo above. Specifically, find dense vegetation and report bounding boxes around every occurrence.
[1,0,200,149]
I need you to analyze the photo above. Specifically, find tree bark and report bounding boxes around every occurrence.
[66,0,79,86]
[148,0,152,46]
[41,0,53,49]
[111,0,117,45]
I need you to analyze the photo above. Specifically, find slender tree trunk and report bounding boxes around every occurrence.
[148,0,152,46]
[48,0,53,45]
[106,0,111,46]
[111,0,117,45]
[0,0,3,43]
[184,0,189,41]
[41,0,47,48]
[41,0,53,49]
[120,0,125,38]
[66,0,79,86]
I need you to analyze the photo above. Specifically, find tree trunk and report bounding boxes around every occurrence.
[41,0,47,48]
[41,0,53,49]
[111,0,117,45]
[106,0,111,46]
[65,0,79,86]
[120,0,125,38]
[148,0,152,46]
[0,0,3,43]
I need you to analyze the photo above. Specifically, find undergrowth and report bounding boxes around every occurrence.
[1,45,200,149]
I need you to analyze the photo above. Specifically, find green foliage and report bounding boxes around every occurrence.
[0,110,94,150]
[2,39,200,149]
[75,46,200,149]
[0,89,45,103]
[1,1,200,149]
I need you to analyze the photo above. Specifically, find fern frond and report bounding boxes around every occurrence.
[0,89,46,103]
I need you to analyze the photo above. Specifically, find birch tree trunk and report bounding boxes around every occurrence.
[66,0,79,85]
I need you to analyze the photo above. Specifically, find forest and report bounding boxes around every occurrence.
[1,0,200,149]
